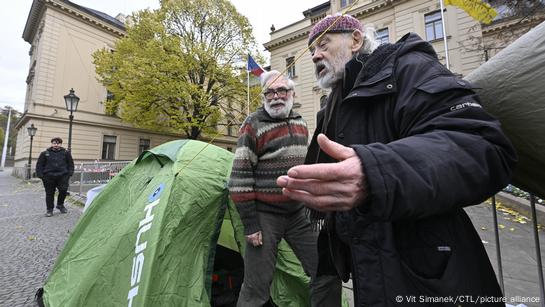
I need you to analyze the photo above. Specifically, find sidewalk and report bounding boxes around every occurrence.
[0,168,82,307]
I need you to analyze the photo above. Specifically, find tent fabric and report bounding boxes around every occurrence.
[465,21,545,200]
[42,140,310,306]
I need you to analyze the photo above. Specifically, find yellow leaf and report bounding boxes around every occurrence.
[499,224,506,229]
[444,0,498,24]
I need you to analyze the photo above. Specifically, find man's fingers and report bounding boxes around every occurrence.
[246,231,263,247]
[317,134,354,161]
[282,188,355,212]
[277,177,355,196]
[285,162,348,180]
[284,154,360,181]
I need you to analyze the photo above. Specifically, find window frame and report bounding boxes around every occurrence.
[340,0,355,8]
[138,138,150,154]
[425,10,445,41]
[376,28,390,45]
[101,135,117,160]
[286,56,296,79]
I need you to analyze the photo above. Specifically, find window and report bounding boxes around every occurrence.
[286,57,295,78]
[376,28,389,45]
[139,138,150,154]
[26,61,36,84]
[102,135,117,160]
[425,11,444,41]
[341,0,355,8]
[227,123,234,136]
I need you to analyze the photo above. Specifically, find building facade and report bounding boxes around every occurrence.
[16,0,237,168]
[264,0,544,134]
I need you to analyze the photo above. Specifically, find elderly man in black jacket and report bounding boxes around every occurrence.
[36,137,74,217]
[277,14,517,306]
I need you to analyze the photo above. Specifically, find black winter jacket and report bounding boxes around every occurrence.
[36,147,74,178]
[308,33,517,306]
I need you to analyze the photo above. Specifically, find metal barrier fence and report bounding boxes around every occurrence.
[11,161,131,195]
[492,193,545,307]
[71,161,131,195]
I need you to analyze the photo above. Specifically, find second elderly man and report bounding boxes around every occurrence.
[229,70,340,307]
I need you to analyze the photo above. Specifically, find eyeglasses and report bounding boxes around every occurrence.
[263,88,292,100]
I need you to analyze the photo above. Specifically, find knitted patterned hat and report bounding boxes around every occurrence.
[308,13,363,46]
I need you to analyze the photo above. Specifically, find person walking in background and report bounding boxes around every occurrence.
[277,14,517,306]
[36,137,74,217]
[229,70,341,307]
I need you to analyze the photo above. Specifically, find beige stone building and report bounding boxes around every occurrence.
[15,0,237,168]
[264,0,544,134]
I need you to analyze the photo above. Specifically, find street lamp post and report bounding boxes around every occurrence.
[27,123,37,180]
[64,88,80,152]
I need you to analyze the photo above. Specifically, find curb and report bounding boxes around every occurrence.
[495,192,545,226]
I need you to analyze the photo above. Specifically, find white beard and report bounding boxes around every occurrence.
[264,96,294,118]
[316,60,341,89]
[315,48,353,89]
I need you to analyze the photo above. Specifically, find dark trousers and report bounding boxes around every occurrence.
[237,209,342,307]
[42,175,69,211]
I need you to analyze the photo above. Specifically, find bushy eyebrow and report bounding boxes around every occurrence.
[310,35,330,54]
[264,86,289,92]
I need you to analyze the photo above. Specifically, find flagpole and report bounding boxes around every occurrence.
[247,70,250,116]
[439,0,450,69]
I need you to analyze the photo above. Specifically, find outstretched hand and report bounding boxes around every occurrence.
[276,134,368,212]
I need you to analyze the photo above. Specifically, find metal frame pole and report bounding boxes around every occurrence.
[491,195,504,292]
[530,194,545,307]
[79,163,84,196]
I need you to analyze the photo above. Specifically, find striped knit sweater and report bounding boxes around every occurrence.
[228,107,309,235]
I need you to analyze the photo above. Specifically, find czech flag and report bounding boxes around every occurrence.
[247,54,264,77]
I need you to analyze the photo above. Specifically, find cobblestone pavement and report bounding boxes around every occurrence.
[0,168,82,307]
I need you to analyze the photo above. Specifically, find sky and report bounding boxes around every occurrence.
[0,0,322,112]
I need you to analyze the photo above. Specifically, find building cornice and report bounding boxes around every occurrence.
[349,0,399,19]
[482,13,545,35]
[264,0,401,51]
[15,113,237,144]
[264,27,312,51]
[23,0,126,43]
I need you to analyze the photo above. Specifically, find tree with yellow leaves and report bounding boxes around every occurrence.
[94,0,260,139]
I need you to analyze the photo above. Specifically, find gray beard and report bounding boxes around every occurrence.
[264,97,293,118]
[316,50,352,89]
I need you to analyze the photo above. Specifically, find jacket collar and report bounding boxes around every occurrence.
[48,147,65,152]
[343,45,401,101]
[343,32,435,101]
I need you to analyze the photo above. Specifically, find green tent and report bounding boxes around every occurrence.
[40,140,310,306]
